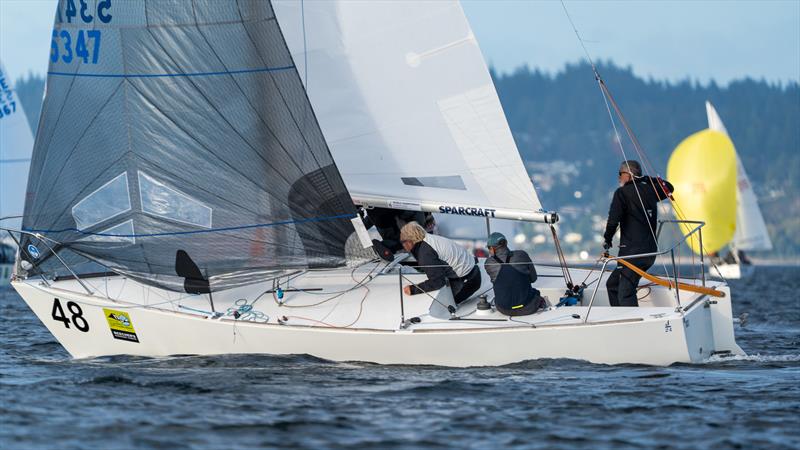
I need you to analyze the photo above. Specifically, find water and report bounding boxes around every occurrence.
[1,267,798,449]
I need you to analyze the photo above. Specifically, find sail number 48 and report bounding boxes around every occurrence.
[51,298,90,332]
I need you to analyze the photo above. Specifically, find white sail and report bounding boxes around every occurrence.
[0,60,34,233]
[705,101,772,251]
[273,1,550,223]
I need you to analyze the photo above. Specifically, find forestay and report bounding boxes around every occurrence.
[0,60,34,233]
[21,0,356,291]
[273,1,550,222]
[705,102,772,251]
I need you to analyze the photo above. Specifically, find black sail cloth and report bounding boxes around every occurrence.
[21,0,356,291]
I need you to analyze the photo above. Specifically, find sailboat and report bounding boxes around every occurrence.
[667,102,772,280]
[0,60,35,286]
[7,0,743,366]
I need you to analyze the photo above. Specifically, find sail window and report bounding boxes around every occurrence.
[402,176,466,190]
[138,171,212,228]
[78,220,136,245]
[71,172,132,230]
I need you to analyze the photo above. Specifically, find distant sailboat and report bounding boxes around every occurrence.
[7,0,743,366]
[706,102,772,278]
[667,101,772,279]
[0,60,35,286]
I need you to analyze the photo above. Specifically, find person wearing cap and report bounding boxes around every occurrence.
[603,160,674,307]
[399,222,481,305]
[484,232,545,316]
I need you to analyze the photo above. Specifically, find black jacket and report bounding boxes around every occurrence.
[409,241,459,294]
[484,247,537,285]
[604,176,673,255]
[362,207,426,248]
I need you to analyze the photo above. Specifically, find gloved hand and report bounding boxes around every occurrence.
[603,241,612,251]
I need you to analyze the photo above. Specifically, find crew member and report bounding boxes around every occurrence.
[603,160,673,307]
[362,207,427,261]
[400,222,481,305]
[484,232,545,316]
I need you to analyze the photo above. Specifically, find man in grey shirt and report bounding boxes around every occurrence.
[484,232,545,316]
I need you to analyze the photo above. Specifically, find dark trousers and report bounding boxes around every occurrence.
[606,256,656,307]
[497,294,546,317]
[451,266,482,305]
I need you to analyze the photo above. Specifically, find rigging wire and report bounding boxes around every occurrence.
[559,0,688,288]
[271,260,382,309]
[549,224,574,289]
[560,1,731,283]
[280,261,379,328]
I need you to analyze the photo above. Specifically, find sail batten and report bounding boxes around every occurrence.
[22,0,357,291]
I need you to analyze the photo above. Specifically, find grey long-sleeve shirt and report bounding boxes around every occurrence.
[484,246,537,285]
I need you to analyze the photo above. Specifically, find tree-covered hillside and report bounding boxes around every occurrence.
[13,62,800,258]
[492,62,799,259]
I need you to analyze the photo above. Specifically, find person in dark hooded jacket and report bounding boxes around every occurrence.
[603,160,673,307]
[484,232,545,316]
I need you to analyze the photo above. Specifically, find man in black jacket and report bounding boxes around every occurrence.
[603,160,673,307]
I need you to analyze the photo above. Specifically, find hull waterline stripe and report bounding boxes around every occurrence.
[47,65,295,79]
[24,213,356,238]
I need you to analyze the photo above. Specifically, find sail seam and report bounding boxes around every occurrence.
[46,65,295,79]
[32,82,126,229]
[24,213,355,238]
[133,20,348,241]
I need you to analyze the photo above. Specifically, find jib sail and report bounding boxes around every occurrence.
[21,0,356,291]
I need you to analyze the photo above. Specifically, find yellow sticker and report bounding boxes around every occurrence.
[103,308,139,343]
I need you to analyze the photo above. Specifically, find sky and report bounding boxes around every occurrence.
[1,0,799,85]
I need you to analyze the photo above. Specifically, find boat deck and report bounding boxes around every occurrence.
[37,259,723,332]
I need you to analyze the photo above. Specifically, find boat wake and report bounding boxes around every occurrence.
[703,353,800,364]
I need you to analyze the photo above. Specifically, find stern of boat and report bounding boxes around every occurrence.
[681,284,745,362]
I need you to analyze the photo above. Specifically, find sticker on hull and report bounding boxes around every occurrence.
[103,308,139,343]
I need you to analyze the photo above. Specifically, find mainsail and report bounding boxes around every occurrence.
[272,1,550,223]
[21,0,356,291]
[705,101,772,251]
[0,60,34,234]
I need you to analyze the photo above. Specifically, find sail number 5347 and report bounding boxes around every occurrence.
[51,298,90,332]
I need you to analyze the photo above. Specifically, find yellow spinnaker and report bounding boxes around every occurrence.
[667,129,737,255]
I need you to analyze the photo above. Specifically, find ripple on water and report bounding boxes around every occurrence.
[0,267,799,449]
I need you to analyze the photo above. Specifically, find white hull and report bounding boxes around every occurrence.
[710,263,755,280]
[12,264,744,367]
